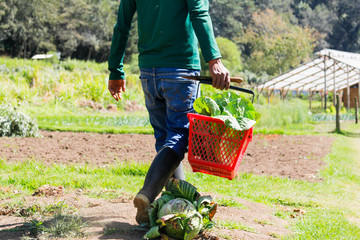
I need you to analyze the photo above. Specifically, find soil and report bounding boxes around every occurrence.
[0,131,334,240]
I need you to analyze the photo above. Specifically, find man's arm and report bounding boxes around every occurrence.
[108,0,136,100]
[187,0,230,90]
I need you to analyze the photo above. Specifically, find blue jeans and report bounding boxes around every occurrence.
[140,68,200,159]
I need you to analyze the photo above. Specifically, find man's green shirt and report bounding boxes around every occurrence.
[108,0,221,80]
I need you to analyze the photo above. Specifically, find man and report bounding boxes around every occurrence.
[108,0,230,225]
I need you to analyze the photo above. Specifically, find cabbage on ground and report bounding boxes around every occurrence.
[143,179,217,240]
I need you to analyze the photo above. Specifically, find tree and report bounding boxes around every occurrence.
[209,0,255,40]
[294,2,337,50]
[0,0,58,57]
[238,9,318,76]
[328,0,360,52]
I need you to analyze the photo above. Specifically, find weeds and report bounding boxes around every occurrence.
[21,213,87,239]
[0,200,77,218]
[5,200,86,239]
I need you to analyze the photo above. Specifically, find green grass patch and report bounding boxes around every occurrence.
[0,159,150,199]
[215,197,247,209]
[216,220,257,233]
[20,213,87,239]
[286,209,360,240]
[18,104,153,134]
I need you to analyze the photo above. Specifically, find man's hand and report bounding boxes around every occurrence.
[108,79,126,101]
[209,58,230,90]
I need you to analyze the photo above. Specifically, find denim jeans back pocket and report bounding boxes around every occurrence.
[140,77,155,108]
[161,79,198,112]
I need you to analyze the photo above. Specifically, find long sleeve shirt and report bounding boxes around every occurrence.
[108,0,221,80]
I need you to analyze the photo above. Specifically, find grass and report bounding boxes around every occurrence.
[2,56,359,135]
[215,197,247,209]
[0,160,149,199]
[36,114,152,134]
[286,209,360,240]
[20,213,87,239]
[0,200,76,218]
[0,199,86,239]
[216,220,257,233]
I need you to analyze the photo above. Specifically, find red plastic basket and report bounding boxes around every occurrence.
[187,113,253,180]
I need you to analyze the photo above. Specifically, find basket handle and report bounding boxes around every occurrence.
[185,76,255,103]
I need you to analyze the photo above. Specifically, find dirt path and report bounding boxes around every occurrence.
[0,131,335,239]
[0,131,334,181]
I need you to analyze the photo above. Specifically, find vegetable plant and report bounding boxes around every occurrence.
[193,91,261,131]
[143,179,217,240]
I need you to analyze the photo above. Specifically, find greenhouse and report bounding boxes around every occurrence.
[256,49,360,109]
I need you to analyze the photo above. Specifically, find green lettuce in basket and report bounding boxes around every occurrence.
[193,91,261,131]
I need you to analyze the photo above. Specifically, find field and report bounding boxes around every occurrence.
[0,131,341,239]
[1,57,360,239]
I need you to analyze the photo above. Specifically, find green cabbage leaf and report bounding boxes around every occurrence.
[193,92,261,131]
[143,179,217,240]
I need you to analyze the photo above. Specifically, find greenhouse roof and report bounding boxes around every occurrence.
[256,49,360,93]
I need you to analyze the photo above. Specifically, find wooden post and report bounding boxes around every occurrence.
[346,65,350,109]
[324,57,327,111]
[309,89,312,110]
[358,72,360,107]
[336,94,340,133]
[355,97,358,124]
[333,59,337,107]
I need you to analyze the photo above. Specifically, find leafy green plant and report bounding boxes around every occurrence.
[193,91,261,131]
[0,104,40,137]
[144,179,217,240]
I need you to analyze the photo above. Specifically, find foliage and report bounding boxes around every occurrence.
[200,37,242,76]
[0,0,118,61]
[327,0,360,52]
[214,37,242,74]
[144,179,217,240]
[238,9,318,76]
[193,91,261,131]
[209,0,255,39]
[0,57,144,111]
[294,2,337,50]
[255,98,311,129]
[1,0,359,62]
[0,104,40,137]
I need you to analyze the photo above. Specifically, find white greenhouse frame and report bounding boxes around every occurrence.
[256,49,360,109]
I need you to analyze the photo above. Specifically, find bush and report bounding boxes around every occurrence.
[0,104,40,137]
[200,37,243,75]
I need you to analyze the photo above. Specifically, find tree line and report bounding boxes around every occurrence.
[1,0,359,78]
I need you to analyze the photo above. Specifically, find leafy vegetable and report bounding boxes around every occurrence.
[193,92,261,131]
[143,179,217,240]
